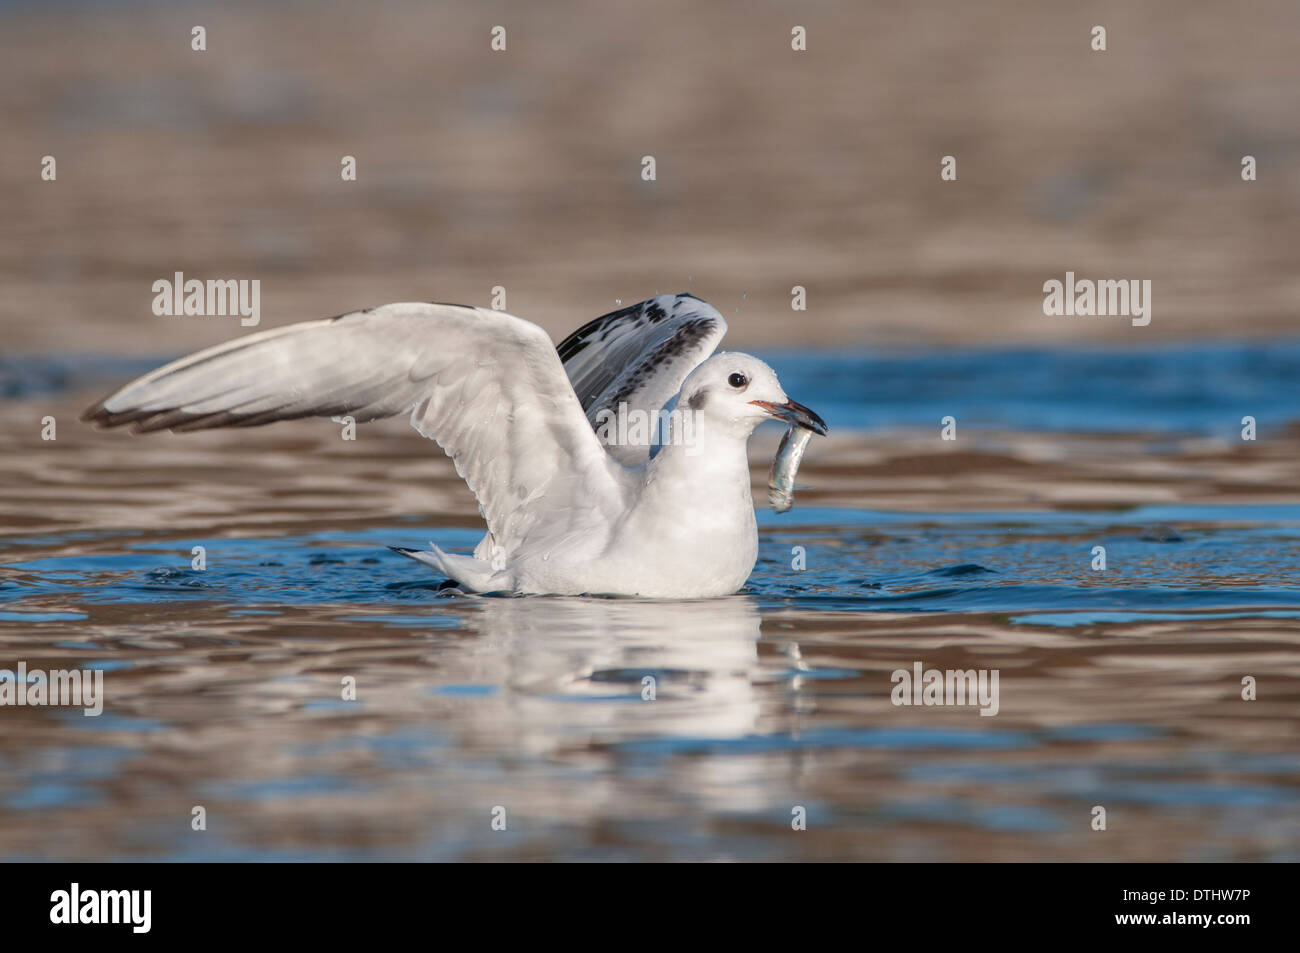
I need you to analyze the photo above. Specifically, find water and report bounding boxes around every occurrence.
[1,342,1298,860]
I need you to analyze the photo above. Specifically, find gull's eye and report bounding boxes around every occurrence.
[728,372,748,389]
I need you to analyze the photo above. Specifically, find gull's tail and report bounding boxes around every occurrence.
[389,543,504,593]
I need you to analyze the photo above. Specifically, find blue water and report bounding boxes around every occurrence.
[4,503,1299,621]
[763,339,1300,436]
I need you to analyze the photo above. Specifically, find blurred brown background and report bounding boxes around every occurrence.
[2,0,1298,355]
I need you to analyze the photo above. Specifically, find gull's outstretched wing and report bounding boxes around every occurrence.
[557,294,726,464]
[82,302,627,551]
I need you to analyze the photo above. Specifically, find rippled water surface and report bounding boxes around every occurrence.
[1,343,1298,861]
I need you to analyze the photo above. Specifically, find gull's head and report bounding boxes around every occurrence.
[679,352,827,439]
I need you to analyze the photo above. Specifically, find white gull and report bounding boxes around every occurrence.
[82,294,827,598]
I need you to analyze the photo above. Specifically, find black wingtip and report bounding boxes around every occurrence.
[390,547,439,566]
[80,390,121,426]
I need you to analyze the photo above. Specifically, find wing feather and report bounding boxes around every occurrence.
[82,302,626,551]
[556,294,726,464]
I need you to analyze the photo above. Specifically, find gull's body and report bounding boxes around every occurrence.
[83,294,825,598]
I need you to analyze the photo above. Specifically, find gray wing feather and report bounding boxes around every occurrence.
[556,294,726,464]
[82,302,625,551]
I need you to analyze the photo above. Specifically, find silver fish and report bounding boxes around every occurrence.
[767,425,813,513]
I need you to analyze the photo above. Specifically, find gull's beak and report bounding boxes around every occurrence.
[748,398,828,436]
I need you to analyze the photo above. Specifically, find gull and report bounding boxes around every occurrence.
[82,294,827,598]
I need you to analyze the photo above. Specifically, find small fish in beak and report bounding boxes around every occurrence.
[767,426,812,513]
[750,398,827,513]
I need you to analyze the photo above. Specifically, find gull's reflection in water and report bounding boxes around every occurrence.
[2,594,776,860]
[445,594,765,744]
